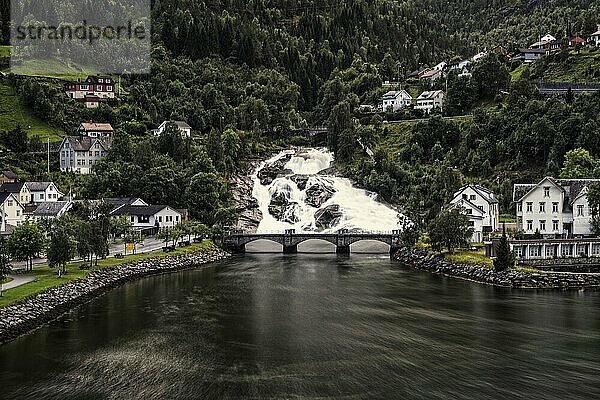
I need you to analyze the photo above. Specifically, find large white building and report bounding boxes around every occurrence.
[59,123,114,174]
[110,204,183,234]
[589,25,600,47]
[514,177,600,238]
[381,90,412,112]
[450,185,499,243]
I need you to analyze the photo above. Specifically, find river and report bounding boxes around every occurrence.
[1,251,599,399]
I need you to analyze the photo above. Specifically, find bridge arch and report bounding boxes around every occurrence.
[349,240,391,254]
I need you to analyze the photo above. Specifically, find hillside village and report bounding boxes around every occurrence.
[0,12,598,288]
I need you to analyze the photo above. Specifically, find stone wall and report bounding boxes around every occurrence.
[395,249,600,289]
[0,248,230,345]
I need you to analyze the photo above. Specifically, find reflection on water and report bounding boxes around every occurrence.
[1,251,600,399]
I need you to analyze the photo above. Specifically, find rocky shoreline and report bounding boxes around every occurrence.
[396,249,600,289]
[0,248,230,345]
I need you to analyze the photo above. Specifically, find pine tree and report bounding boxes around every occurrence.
[494,229,515,272]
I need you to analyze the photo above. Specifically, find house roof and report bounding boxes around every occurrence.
[79,122,114,132]
[452,198,485,217]
[62,136,113,152]
[1,170,18,179]
[383,90,411,100]
[86,75,114,84]
[33,201,71,217]
[104,197,148,207]
[84,95,101,102]
[417,90,444,100]
[25,182,53,192]
[420,69,441,79]
[513,177,600,205]
[570,36,586,43]
[160,120,191,130]
[0,182,26,193]
[518,48,546,54]
[110,205,181,217]
[453,184,498,204]
[0,192,15,205]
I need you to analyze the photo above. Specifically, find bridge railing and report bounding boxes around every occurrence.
[225,230,401,236]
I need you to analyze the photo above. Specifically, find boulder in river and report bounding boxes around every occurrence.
[314,205,344,229]
[304,181,336,208]
[257,154,292,185]
[290,175,310,190]
[268,192,300,223]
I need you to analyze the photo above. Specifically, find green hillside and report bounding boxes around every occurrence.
[0,84,63,141]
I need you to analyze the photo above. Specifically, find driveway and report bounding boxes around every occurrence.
[2,275,36,291]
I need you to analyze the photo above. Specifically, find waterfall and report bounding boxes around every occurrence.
[252,148,409,233]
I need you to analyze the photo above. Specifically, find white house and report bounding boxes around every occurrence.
[381,90,412,112]
[589,26,600,47]
[414,90,445,113]
[153,121,192,138]
[471,51,488,62]
[0,192,25,233]
[60,124,114,174]
[110,205,182,234]
[450,185,499,243]
[25,182,63,204]
[433,61,447,71]
[514,177,600,238]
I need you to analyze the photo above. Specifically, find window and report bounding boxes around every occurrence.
[95,151,100,157]
[577,205,585,217]
[544,187,550,197]
[40,194,44,200]
[577,244,588,257]
[562,245,572,257]
[545,246,555,258]
[552,202,559,213]
[470,195,476,201]
[526,202,533,213]
[592,244,600,255]
[553,220,559,231]
[16,210,20,217]
[176,216,179,222]
[462,194,468,200]
[81,84,89,90]
[526,220,533,231]
[539,220,546,232]
[465,209,472,215]
[518,203,523,212]
[89,151,93,156]
[539,202,546,213]
[107,86,113,92]
[130,216,135,223]
[139,215,150,223]
[514,246,523,258]
[7,200,12,207]
[99,78,103,83]
[468,221,475,227]
[529,246,540,257]
[158,216,162,223]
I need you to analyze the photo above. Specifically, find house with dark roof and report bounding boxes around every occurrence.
[104,197,148,212]
[588,25,600,47]
[25,182,64,204]
[513,48,546,63]
[450,185,499,243]
[64,75,115,109]
[59,126,113,174]
[110,204,182,234]
[0,182,30,205]
[0,192,25,233]
[0,170,18,184]
[514,177,600,239]
[31,201,73,221]
[381,90,412,112]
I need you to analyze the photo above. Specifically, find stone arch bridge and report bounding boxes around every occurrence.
[222,229,403,255]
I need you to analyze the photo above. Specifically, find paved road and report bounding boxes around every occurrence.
[2,275,36,291]
[11,237,167,271]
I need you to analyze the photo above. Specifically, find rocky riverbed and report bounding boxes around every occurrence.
[396,249,600,289]
[0,248,230,345]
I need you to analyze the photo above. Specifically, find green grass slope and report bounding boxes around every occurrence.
[0,84,63,141]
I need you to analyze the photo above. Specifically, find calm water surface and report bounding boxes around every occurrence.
[1,248,600,399]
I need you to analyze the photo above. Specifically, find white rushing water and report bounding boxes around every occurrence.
[252,148,409,233]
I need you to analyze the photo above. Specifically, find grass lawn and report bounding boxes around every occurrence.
[0,240,217,308]
[1,277,13,284]
[11,58,100,82]
[443,249,493,268]
[0,84,64,141]
[0,45,9,58]
[499,214,517,223]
